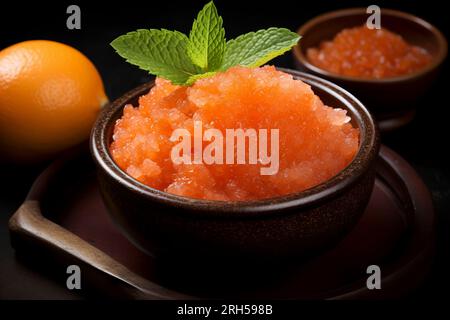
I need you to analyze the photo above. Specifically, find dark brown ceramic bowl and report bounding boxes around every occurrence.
[293,8,448,131]
[90,69,379,262]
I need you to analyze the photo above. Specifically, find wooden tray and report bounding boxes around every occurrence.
[8,146,434,299]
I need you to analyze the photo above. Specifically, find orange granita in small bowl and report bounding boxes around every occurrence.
[306,25,432,79]
[293,8,447,131]
[91,67,378,259]
[93,2,379,260]
[109,66,359,201]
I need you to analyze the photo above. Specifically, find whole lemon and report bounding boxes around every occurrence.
[0,40,108,162]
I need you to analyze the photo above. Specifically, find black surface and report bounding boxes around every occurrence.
[0,0,449,300]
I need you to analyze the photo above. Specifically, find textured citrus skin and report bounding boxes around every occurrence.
[111,66,359,201]
[307,25,432,79]
[0,40,107,162]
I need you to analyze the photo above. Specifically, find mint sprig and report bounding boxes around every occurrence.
[111,1,301,86]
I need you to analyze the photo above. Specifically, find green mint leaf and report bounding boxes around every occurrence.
[111,3,302,86]
[111,29,201,85]
[221,28,300,70]
[187,1,226,71]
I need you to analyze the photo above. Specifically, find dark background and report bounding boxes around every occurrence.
[0,0,449,300]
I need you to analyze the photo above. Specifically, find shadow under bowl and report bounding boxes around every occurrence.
[90,68,380,262]
[293,8,448,131]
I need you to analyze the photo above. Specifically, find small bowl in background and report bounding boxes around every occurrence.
[91,69,379,263]
[293,8,447,132]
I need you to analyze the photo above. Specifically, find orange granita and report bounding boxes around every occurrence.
[306,25,432,79]
[110,66,359,201]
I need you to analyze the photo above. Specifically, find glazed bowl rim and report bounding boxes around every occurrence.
[90,68,379,217]
[293,7,448,84]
